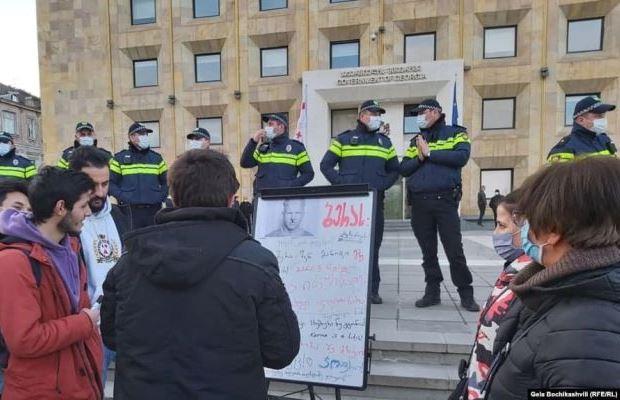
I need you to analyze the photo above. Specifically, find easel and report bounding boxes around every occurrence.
[266,335,375,400]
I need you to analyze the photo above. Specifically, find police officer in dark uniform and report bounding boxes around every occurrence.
[547,96,617,162]
[400,99,479,312]
[320,100,399,305]
[240,113,314,194]
[109,122,168,229]
[58,121,111,169]
[0,131,36,181]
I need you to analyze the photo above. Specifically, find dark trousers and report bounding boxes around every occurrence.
[410,194,473,296]
[122,204,161,230]
[477,206,485,225]
[491,208,498,227]
[371,193,385,295]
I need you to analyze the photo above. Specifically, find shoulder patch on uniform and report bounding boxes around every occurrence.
[286,144,292,152]
[12,159,19,166]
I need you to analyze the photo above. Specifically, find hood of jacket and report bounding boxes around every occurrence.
[123,207,249,289]
[510,246,620,309]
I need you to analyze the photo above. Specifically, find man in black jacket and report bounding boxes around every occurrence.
[101,149,300,400]
[476,185,486,226]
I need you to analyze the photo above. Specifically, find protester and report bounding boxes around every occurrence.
[400,99,479,311]
[0,166,102,400]
[488,189,503,227]
[0,180,30,213]
[69,146,130,387]
[485,156,620,398]
[476,186,486,226]
[109,122,168,229]
[240,113,314,195]
[450,191,531,400]
[0,132,36,181]
[58,121,111,169]
[101,149,300,400]
[321,100,399,304]
[186,127,211,150]
[547,96,617,162]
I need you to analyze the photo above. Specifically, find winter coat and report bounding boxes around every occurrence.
[101,207,300,400]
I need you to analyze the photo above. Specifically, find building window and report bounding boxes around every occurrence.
[2,111,16,135]
[331,109,357,137]
[197,117,223,145]
[131,0,156,25]
[482,98,515,130]
[567,18,603,53]
[27,118,37,140]
[194,0,219,18]
[403,104,420,135]
[260,47,288,77]
[481,169,513,197]
[138,121,160,148]
[133,59,158,87]
[565,93,600,126]
[195,53,221,83]
[330,41,360,69]
[483,26,517,59]
[260,0,287,11]
[404,33,436,63]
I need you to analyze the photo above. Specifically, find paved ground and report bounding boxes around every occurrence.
[370,220,500,343]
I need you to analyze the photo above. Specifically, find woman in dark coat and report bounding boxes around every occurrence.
[485,156,620,399]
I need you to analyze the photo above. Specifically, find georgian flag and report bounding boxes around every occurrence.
[294,84,308,143]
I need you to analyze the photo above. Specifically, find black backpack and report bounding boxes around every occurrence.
[0,237,42,369]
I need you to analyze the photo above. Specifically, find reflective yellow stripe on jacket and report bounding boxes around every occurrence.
[329,140,396,160]
[57,157,69,169]
[0,165,35,179]
[109,160,167,175]
[253,150,310,166]
[404,132,469,158]
[547,150,613,163]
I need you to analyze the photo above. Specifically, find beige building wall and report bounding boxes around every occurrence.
[37,0,620,217]
[0,97,42,164]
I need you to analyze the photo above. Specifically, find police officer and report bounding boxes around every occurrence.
[109,122,168,229]
[0,131,36,181]
[58,121,111,169]
[400,99,479,312]
[547,96,617,162]
[320,100,399,305]
[186,127,211,150]
[240,113,314,194]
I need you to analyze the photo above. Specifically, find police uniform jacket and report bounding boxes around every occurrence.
[320,122,399,192]
[400,115,470,194]
[109,143,168,206]
[547,123,617,162]
[240,133,314,193]
[57,140,112,169]
[0,149,36,181]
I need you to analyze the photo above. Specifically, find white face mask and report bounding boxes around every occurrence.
[416,114,428,129]
[366,116,382,131]
[264,126,276,141]
[0,143,11,156]
[137,135,150,150]
[188,139,203,150]
[78,136,95,146]
[592,118,607,134]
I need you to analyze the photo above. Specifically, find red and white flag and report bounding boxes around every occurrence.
[294,84,308,143]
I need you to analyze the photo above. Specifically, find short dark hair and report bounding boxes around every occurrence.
[69,146,111,171]
[29,166,95,224]
[168,150,240,208]
[498,189,520,216]
[0,179,29,205]
[518,157,620,248]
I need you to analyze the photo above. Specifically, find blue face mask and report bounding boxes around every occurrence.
[520,221,546,264]
[492,231,524,262]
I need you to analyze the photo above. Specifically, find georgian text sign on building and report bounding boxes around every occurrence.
[337,65,427,86]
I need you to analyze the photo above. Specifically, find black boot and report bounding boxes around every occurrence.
[458,286,480,312]
[415,284,441,308]
[371,293,383,304]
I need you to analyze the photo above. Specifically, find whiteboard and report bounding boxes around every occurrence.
[256,187,375,389]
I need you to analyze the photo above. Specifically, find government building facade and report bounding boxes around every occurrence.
[37,0,620,218]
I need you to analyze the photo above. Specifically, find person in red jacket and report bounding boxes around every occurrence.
[0,166,103,400]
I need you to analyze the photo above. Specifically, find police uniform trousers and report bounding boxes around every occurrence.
[371,192,385,295]
[409,191,473,295]
[121,203,161,230]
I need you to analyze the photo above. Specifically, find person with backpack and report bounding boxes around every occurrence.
[0,167,103,400]
[101,149,300,400]
[484,157,620,398]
